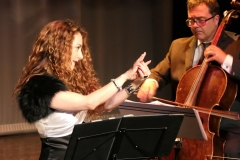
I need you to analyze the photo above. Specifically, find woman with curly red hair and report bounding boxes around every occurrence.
[13,19,150,160]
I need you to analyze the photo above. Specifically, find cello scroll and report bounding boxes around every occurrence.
[231,0,240,9]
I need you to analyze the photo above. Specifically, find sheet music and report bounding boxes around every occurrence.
[125,99,175,107]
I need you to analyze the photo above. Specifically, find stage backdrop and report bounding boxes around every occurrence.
[0,0,173,135]
[0,0,238,135]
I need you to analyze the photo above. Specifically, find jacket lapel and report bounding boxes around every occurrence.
[185,36,197,71]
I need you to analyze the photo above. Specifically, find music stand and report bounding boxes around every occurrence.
[118,100,207,140]
[64,114,184,160]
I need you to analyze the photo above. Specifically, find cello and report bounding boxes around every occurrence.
[171,3,240,160]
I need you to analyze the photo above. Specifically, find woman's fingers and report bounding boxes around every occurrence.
[131,52,151,80]
[134,52,146,66]
[138,60,151,73]
[145,60,151,65]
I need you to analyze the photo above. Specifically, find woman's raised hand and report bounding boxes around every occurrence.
[124,52,151,81]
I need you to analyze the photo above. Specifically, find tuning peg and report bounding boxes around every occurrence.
[231,14,239,18]
[231,0,240,9]
[223,10,228,17]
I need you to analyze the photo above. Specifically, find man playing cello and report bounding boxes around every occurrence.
[137,0,240,159]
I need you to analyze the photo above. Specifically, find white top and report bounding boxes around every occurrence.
[192,40,204,67]
[35,110,87,138]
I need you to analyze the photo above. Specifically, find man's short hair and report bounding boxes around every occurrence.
[187,0,220,16]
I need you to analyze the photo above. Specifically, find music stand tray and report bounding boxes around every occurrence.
[118,100,207,140]
[64,114,184,160]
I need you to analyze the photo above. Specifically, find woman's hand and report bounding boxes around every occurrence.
[136,59,151,79]
[124,52,151,81]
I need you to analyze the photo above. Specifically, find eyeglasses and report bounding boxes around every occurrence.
[186,15,216,27]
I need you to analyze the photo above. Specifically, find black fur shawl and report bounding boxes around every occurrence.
[18,74,68,123]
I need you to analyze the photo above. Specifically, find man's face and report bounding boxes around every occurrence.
[187,3,219,42]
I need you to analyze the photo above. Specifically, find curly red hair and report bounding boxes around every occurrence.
[14,19,103,118]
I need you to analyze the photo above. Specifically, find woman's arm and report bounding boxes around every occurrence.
[50,53,150,112]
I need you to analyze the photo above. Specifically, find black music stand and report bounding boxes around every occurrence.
[118,100,206,140]
[64,114,184,160]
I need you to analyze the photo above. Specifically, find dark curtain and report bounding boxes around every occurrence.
[0,0,173,134]
[1,0,237,134]
[80,0,173,101]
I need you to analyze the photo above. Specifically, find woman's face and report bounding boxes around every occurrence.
[71,32,83,70]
